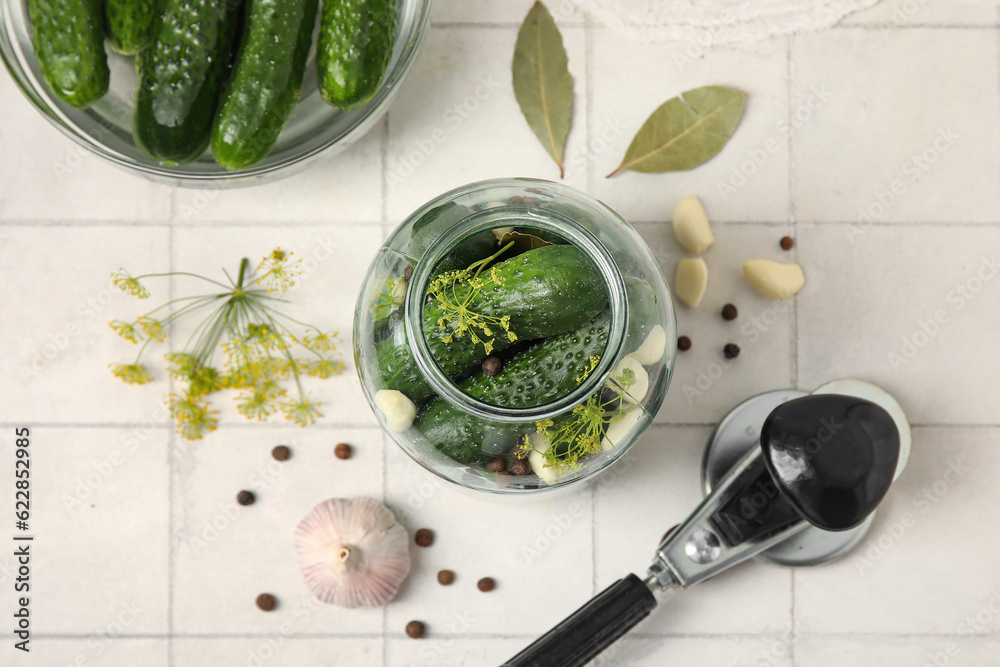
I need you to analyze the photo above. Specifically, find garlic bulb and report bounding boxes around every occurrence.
[294,498,411,608]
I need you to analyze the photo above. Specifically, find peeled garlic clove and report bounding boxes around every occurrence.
[294,497,411,608]
[675,257,708,308]
[628,324,666,365]
[743,260,805,300]
[601,408,644,451]
[527,432,569,485]
[374,390,416,431]
[673,195,714,254]
[605,356,649,405]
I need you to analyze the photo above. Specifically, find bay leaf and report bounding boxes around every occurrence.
[513,1,573,178]
[607,86,745,177]
[498,230,555,257]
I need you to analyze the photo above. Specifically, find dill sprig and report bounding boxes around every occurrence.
[427,241,517,355]
[109,248,344,439]
[371,276,406,322]
[520,362,637,469]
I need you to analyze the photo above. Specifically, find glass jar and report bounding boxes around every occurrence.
[354,178,676,495]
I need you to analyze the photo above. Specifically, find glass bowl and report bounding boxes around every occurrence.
[0,0,431,187]
[354,178,677,496]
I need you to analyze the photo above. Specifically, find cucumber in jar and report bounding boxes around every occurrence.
[26,0,109,108]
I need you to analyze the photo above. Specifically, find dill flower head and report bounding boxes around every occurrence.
[112,269,150,299]
[110,250,344,439]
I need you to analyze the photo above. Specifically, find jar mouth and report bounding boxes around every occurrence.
[404,206,628,423]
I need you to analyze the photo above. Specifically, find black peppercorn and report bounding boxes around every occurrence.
[256,593,277,611]
[415,529,434,547]
[237,490,255,506]
[437,570,455,586]
[482,355,503,376]
[477,577,496,592]
[486,457,506,473]
[723,343,740,359]
[406,620,425,638]
[677,336,692,351]
[271,445,291,461]
[721,304,738,321]
[780,236,795,251]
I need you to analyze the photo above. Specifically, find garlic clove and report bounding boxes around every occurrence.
[672,195,714,254]
[628,324,666,365]
[374,390,417,431]
[743,260,805,300]
[605,356,649,405]
[294,497,411,608]
[674,257,708,308]
[527,432,571,485]
[601,408,645,451]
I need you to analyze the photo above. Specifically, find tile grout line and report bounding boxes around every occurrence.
[786,34,799,394]
[381,112,390,227]
[167,223,176,666]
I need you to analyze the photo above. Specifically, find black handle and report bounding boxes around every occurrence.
[503,574,657,667]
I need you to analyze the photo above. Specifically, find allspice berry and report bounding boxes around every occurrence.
[510,459,531,476]
[334,443,352,460]
[721,304,738,321]
[415,529,434,547]
[486,457,506,473]
[723,343,741,359]
[477,577,496,592]
[256,593,277,611]
[271,445,291,461]
[677,336,692,351]
[780,236,795,251]
[437,570,455,586]
[482,355,503,377]
[403,265,414,282]
[237,490,255,506]
[405,620,425,639]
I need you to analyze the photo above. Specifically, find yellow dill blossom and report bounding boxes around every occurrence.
[137,317,166,343]
[110,250,343,439]
[282,397,322,427]
[110,364,152,384]
[112,269,150,299]
[109,320,141,344]
[575,355,601,383]
[255,247,301,292]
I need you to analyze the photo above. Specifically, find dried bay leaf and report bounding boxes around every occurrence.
[608,86,745,177]
[498,230,555,257]
[513,1,573,178]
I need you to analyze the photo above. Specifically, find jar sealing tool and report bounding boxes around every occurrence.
[504,379,911,667]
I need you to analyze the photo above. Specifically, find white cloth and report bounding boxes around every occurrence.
[574,0,882,44]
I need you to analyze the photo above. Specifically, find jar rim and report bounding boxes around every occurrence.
[404,202,628,423]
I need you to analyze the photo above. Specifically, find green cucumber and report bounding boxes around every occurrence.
[416,310,610,464]
[132,0,242,165]
[105,0,159,54]
[460,309,610,408]
[210,0,318,170]
[27,0,109,108]
[317,0,397,110]
[625,276,658,344]
[376,245,609,403]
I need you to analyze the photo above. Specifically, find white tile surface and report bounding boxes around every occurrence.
[0,638,169,667]
[791,28,1000,223]
[2,3,1000,665]
[0,225,173,423]
[635,222,796,424]
[0,70,171,223]
[589,31,791,223]
[796,427,1000,634]
[0,427,169,635]
[432,0,585,25]
[797,224,1000,424]
[385,26,589,222]
[174,637,382,666]
[171,427,384,634]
